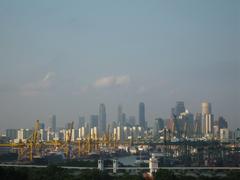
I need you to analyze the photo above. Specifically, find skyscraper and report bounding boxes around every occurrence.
[202,102,212,115]
[78,116,85,128]
[128,116,136,126]
[153,118,164,137]
[139,102,145,129]
[90,115,98,129]
[201,102,213,137]
[39,123,45,130]
[217,116,228,129]
[99,104,106,135]
[194,112,202,137]
[179,111,194,137]
[170,102,185,137]
[174,101,185,117]
[205,114,214,135]
[117,105,123,126]
[49,114,56,132]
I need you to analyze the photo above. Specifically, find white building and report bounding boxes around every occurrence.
[40,129,47,141]
[15,129,32,143]
[78,127,85,139]
[47,129,55,141]
[220,128,229,143]
[204,114,214,137]
[90,127,98,140]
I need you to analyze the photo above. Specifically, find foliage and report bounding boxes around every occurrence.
[155,169,177,180]
[0,166,240,180]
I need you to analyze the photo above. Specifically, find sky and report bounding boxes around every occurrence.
[0,0,239,130]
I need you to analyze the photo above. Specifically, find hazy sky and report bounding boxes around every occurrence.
[0,0,239,130]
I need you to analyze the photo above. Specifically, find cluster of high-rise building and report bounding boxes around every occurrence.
[1,103,147,144]
[1,101,239,144]
[155,101,233,142]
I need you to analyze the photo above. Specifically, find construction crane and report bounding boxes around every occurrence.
[19,120,42,161]
[0,142,25,161]
[0,120,42,162]
[63,121,74,159]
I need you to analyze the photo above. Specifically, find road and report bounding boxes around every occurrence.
[0,164,240,170]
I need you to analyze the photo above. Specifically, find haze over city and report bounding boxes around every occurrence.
[0,0,239,130]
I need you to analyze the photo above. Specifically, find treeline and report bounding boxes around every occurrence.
[0,166,142,180]
[0,166,240,180]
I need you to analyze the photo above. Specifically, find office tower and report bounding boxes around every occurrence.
[123,126,130,141]
[17,129,33,142]
[185,112,194,137]
[122,113,126,126]
[204,113,214,135]
[217,116,228,129]
[139,102,145,129]
[220,128,229,142]
[194,113,202,137]
[78,127,85,139]
[99,103,106,135]
[49,114,56,132]
[213,123,219,140]
[202,102,212,115]
[78,116,85,128]
[65,122,73,130]
[85,122,90,136]
[170,108,176,119]
[90,115,98,129]
[70,129,78,141]
[166,118,174,132]
[174,101,185,117]
[6,129,17,140]
[40,129,47,141]
[90,127,98,140]
[153,118,164,137]
[234,128,240,141]
[129,116,136,126]
[115,126,124,143]
[39,123,45,130]
[110,121,117,134]
[201,102,213,137]
[118,105,123,126]
[25,129,33,139]
[179,110,194,138]
[17,129,25,142]
[131,126,143,139]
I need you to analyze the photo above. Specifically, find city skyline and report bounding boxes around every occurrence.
[2,100,235,145]
[0,0,239,130]
[0,101,236,131]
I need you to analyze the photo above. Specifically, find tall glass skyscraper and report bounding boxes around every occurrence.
[117,105,123,126]
[139,102,145,129]
[78,116,85,128]
[175,101,185,117]
[49,114,56,132]
[90,115,98,129]
[195,112,202,137]
[99,104,106,135]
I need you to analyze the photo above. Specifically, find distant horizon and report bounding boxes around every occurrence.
[0,1,239,130]
[0,100,237,131]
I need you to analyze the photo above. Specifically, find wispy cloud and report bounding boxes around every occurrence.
[21,72,56,96]
[94,75,130,88]
[73,75,131,95]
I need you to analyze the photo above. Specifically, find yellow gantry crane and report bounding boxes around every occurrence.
[1,120,132,162]
[62,121,74,159]
[19,120,42,161]
[0,120,41,162]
